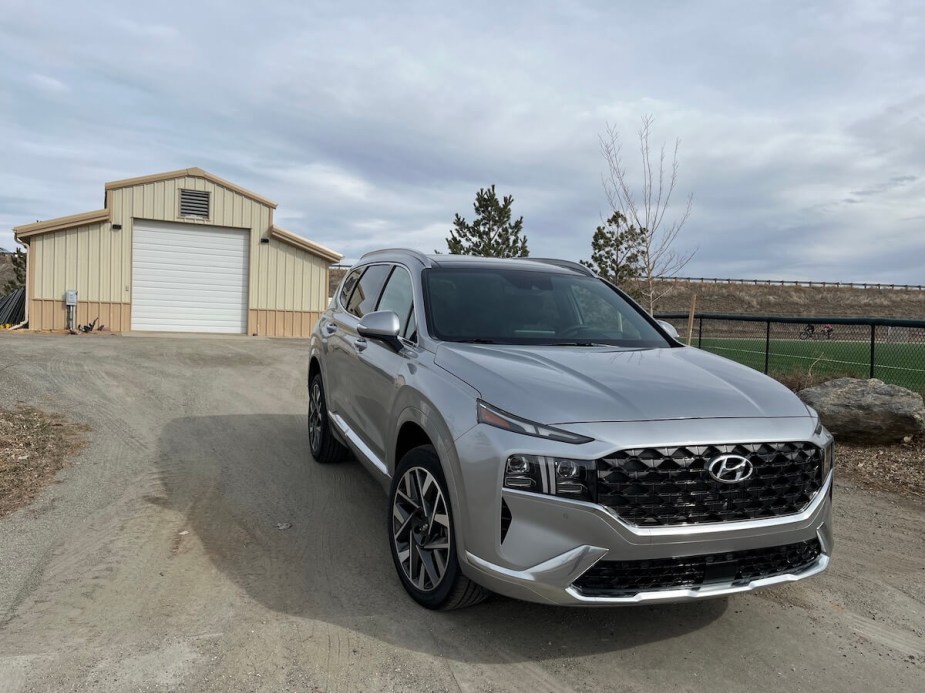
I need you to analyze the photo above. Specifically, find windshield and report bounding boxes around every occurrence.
[423,267,670,347]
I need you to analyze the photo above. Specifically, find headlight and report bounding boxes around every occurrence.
[821,440,834,479]
[477,400,593,445]
[504,454,596,502]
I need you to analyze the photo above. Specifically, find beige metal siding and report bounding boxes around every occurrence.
[107,175,272,233]
[254,238,329,312]
[22,170,335,334]
[30,221,125,302]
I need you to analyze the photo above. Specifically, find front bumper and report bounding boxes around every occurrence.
[450,417,834,606]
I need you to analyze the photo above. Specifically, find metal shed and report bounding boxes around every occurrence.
[12,168,342,336]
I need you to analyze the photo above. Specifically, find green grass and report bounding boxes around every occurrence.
[697,338,925,391]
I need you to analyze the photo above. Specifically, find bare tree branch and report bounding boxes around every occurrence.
[599,115,696,314]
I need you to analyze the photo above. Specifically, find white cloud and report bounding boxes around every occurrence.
[0,0,923,283]
[28,73,69,94]
[110,18,178,40]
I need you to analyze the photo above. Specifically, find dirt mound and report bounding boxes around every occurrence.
[656,280,925,318]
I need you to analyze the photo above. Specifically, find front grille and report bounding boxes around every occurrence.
[596,442,823,526]
[573,539,822,597]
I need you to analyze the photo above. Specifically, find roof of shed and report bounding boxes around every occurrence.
[269,225,343,263]
[104,167,278,209]
[12,168,341,263]
[14,209,111,238]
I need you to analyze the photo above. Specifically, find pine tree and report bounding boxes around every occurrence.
[580,211,644,298]
[446,185,528,257]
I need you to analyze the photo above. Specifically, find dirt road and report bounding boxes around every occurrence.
[0,334,922,692]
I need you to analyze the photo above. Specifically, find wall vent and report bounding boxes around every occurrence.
[179,189,210,218]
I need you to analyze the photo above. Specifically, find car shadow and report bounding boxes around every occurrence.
[154,414,726,663]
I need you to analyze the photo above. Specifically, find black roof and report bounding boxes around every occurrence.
[356,249,595,277]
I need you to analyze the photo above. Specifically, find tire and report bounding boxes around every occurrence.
[308,373,347,464]
[388,445,488,610]
[799,331,809,341]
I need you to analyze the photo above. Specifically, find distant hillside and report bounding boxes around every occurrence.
[655,280,924,319]
[328,265,923,320]
[329,267,348,298]
[0,253,15,292]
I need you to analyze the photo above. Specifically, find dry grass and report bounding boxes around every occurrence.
[657,279,925,318]
[0,407,87,517]
[770,368,861,393]
[836,438,925,499]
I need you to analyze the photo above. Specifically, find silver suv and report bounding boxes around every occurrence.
[308,250,834,610]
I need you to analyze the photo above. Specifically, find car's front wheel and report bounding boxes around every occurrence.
[388,445,488,610]
[308,373,347,463]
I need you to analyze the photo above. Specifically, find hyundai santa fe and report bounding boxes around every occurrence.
[307,249,834,610]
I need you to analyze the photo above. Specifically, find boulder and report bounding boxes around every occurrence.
[798,378,925,443]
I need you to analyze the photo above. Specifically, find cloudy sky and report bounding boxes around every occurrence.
[1,0,923,283]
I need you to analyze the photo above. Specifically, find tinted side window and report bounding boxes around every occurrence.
[346,264,391,318]
[339,269,363,308]
[376,267,415,339]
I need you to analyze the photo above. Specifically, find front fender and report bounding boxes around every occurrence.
[390,363,481,563]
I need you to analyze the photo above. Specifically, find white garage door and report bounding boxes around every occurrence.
[131,220,249,333]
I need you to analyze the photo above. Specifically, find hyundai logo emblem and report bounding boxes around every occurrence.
[707,454,754,483]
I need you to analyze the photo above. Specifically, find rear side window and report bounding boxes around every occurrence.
[345,264,391,318]
[339,269,363,307]
[376,267,416,340]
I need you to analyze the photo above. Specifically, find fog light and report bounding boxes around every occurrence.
[504,476,535,490]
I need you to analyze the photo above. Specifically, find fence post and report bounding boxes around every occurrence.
[698,316,703,348]
[869,324,876,378]
[764,320,771,374]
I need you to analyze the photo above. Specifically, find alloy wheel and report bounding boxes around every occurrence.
[391,466,451,592]
[308,381,323,455]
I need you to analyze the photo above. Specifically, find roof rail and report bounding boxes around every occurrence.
[526,258,596,277]
[357,248,431,265]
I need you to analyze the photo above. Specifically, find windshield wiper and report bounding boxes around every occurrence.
[546,341,612,347]
[452,338,498,344]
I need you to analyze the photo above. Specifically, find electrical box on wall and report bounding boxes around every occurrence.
[65,290,78,306]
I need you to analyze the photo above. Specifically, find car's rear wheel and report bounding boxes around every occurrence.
[388,445,488,610]
[308,373,347,463]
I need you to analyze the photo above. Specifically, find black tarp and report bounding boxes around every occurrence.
[0,287,25,325]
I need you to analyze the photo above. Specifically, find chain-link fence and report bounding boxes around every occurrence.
[655,313,925,393]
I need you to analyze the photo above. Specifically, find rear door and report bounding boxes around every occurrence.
[325,264,391,432]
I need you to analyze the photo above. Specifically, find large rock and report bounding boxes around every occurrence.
[798,378,925,443]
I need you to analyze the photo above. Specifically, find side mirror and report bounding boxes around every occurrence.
[357,310,402,351]
[656,319,680,340]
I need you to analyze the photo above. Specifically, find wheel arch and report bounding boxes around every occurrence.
[393,406,470,560]
[309,358,321,385]
[395,420,432,468]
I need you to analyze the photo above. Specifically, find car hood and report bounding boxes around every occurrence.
[434,344,811,424]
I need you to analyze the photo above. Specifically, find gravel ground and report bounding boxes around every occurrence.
[0,332,923,692]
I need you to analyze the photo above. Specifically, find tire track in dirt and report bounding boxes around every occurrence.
[3,334,925,692]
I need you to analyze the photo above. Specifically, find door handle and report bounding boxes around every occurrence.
[324,322,338,335]
[354,337,368,352]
